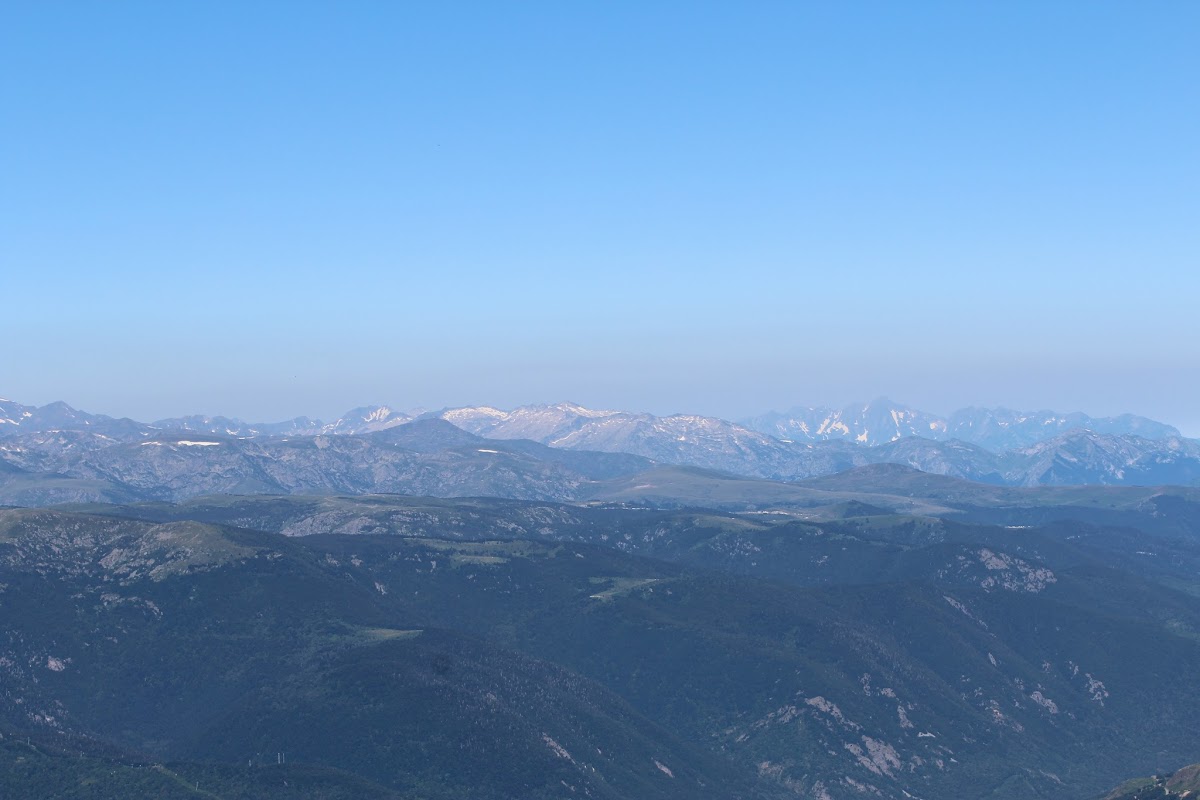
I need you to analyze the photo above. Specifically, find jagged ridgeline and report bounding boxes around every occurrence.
[2,398,1199,510]
[3,481,1200,799]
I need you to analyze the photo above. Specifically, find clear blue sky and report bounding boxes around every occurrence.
[2,2,1198,432]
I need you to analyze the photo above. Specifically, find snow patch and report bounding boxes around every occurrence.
[140,440,222,447]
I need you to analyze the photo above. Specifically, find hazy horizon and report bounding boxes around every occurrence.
[3,4,1197,435]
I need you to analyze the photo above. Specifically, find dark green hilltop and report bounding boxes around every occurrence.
[1099,763,1200,799]
[2,459,1200,799]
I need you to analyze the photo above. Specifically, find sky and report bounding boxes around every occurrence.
[2,2,1198,432]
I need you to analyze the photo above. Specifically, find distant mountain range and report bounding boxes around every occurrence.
[0,397,418,440]
[2,396,1183,452]
[741,398,1181,449]
[1,396,1198,504]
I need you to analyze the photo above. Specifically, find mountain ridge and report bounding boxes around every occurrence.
[2,396,1185,453]
[742,398,1182,448]
[2,397,1198,502]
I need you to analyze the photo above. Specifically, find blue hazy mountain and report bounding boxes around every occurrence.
[1,397,1197,504]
